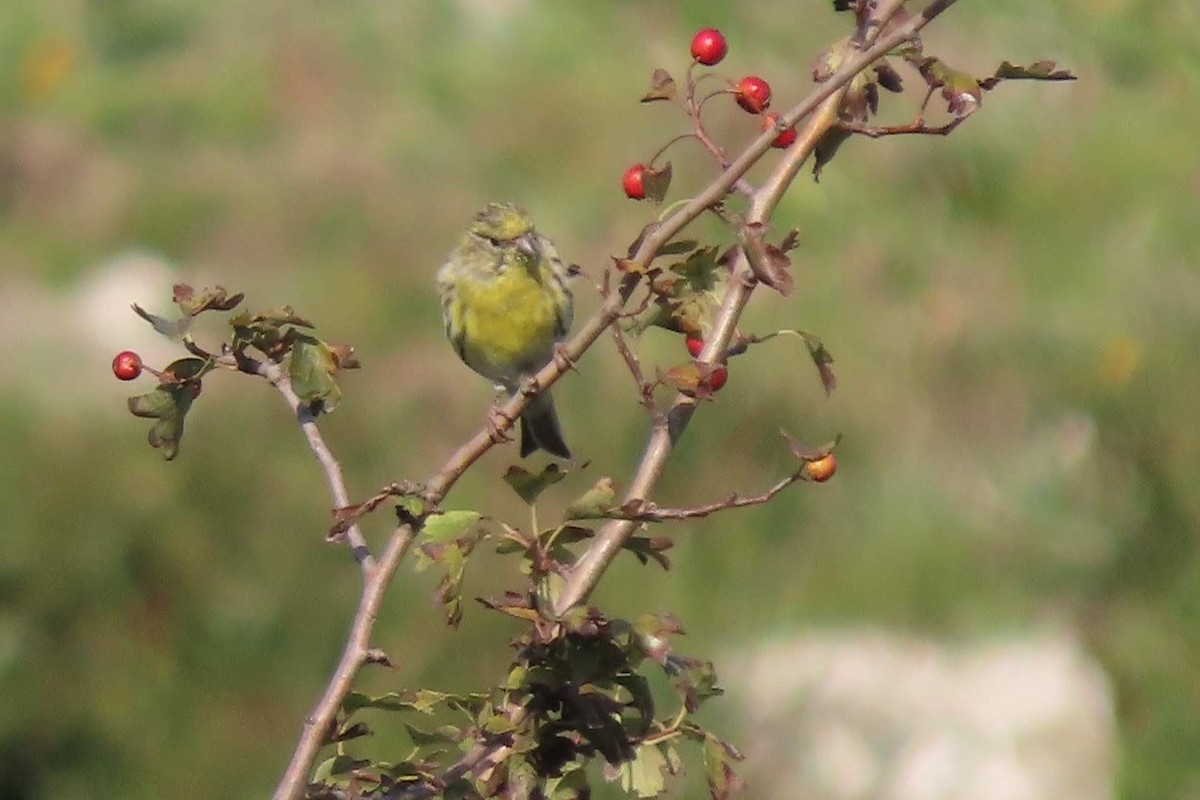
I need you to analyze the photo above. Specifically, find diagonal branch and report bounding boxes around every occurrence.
[241,353,376,573]
[272,525,417,800]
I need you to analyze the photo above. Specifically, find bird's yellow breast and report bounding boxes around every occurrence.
[457,266,561,383]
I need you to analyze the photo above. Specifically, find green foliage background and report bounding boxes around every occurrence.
[2,1,1198,797]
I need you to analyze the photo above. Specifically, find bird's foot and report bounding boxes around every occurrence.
[486,404,515,445]
[552,342,577,373]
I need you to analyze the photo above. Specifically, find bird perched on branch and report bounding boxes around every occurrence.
[437,202,574,459]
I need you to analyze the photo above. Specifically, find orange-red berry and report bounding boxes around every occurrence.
[761,113,798,148]
[112,350,143,381]
[690,28,728,66]
[623,163,647,200]
[805,453,837,482]
[735,76,772,113]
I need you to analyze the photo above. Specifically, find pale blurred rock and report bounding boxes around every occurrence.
[0,249,180,407]
[724,628,1114,800]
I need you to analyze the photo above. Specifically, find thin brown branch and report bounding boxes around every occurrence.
[687,93,756,198]
[647,132,697,167]
[241,354,376,572]
[600,470,806,522]
[609,323,661,417]
[272,524,417,800]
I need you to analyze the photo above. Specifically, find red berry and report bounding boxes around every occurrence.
[761,113,798,148]
[622,163,647,200]
[112,350,143,381]
[805,453,837,483]
[690,28,727,66]
[709,366,728,392]
[685,335,704,358]
[735,76,772,114]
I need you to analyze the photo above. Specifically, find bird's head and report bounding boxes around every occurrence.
[468,202,541,265]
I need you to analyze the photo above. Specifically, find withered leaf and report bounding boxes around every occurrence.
[643,162,673,204]
[874,62,904,92]
[641,68,677,103]
[980,60,1078,90]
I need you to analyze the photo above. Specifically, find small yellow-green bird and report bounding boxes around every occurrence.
[437,202,574,459]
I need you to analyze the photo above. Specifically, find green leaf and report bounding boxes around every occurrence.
[633,613,683,665]
[229,305,314,359]
[331,722,370,743]
[288,335,342,412]
[544,765,591,800]
[423,533,479,628]
[247,305,314,327]
[621,536,672,570]
[421,510,482,543]
[563,477,618,520]
[612,673,655,731]
[344,689,479,719]
[668,656,723,713]
[702,736,745,800]
[655,239,698,258]
[800,331,837,395]
[662,361,724,399]
[394,493,430,526]
[173,283,244,315]
[917,57,982,116]
[503,463,566,505]
[312,754,367,782]
[478,595,541,623]
[127,383,196,460]
[482,713,517,735]
[164,357,206,381]
[341,691,374,716]
[407,689,454,714]
[671,246,721,293]
[405,722,462,750]
[982,59,1077,88]
[619,743,668,798]
[661,361,702,395]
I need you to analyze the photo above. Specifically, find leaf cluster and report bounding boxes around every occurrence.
[304,463,743,799]
[124,284,359,459]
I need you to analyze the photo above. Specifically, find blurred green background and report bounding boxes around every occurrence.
[2,0,1198,797]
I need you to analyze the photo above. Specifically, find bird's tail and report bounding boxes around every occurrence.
[520,390,571,459]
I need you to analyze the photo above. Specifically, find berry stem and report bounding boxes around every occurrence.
[647,133,698,168]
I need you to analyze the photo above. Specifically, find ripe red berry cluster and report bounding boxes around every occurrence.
[624,28,797,199]
[685,335,728,391]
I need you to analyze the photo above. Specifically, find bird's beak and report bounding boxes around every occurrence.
[516,233,540,263]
